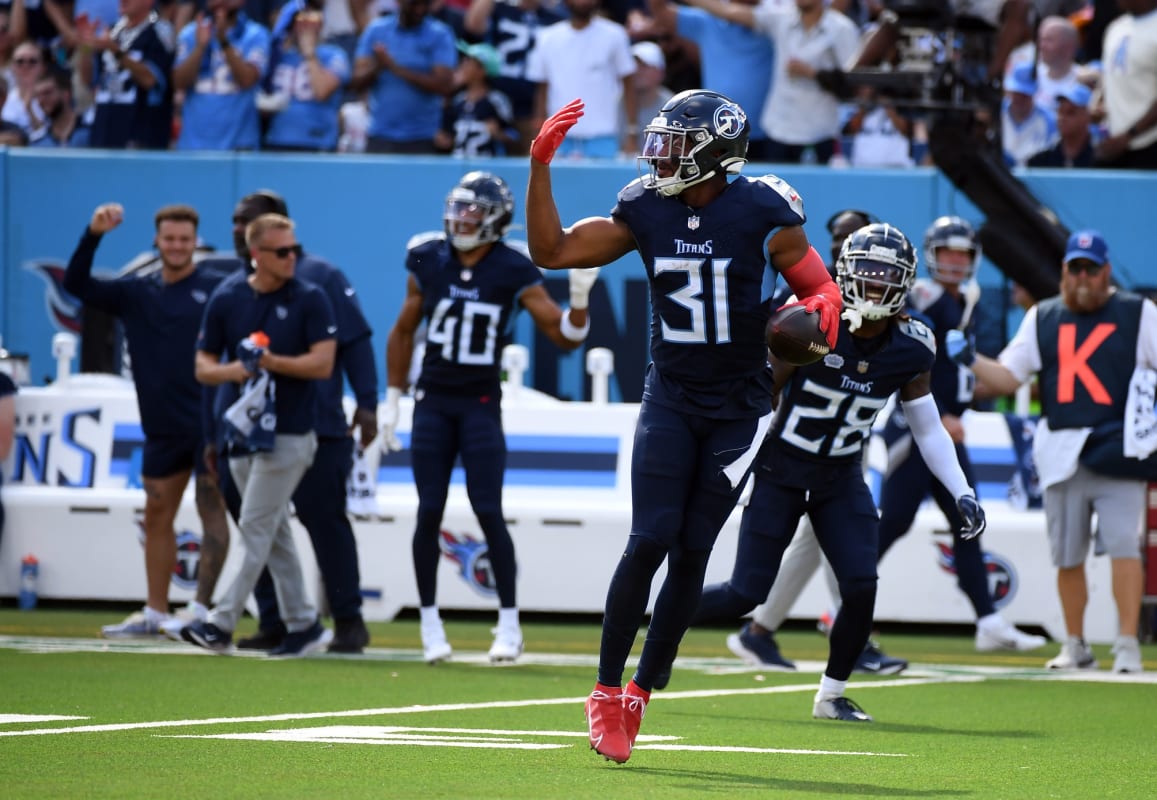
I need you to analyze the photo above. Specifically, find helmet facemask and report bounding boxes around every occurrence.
[444,187,505,251]
[638,122,720,196]
[837,229,917,332]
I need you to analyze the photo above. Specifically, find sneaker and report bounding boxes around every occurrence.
[1045,636,1098,670]
[814,696,873,722]
[976,617,1048,652]
[236,628,286,651]
[183,620,234,654]
[161,603,207,642]
[421,621,452,664]
[854,640,908,675]
[726,623,797,670]
[329,618,370,654]
[268,620,334,658]
[1111,636,1144,674]
[621,681,649,757]
[585,687,630,764]
[101,609,167,639]
[488,625,523,663]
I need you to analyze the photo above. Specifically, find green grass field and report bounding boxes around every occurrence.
[1,609,1154,799]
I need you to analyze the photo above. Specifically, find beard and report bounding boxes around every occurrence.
[1062,281,1109,313]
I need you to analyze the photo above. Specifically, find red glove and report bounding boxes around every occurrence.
[531,98,584,165]
[778,294,840,350]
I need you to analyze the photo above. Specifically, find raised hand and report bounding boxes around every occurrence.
[89,203,125,234]
[531,98,584,165]
[957,495,986,540]
[567,266,600,310]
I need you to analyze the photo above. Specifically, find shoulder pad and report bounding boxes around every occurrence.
[897,317,936,354]
[617,178,648,203]
[504,238,533,262]
[753,174,805,219]
[908,279,944,312]
[406,230,445,253]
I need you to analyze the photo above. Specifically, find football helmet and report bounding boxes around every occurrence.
[638,90,749,197]
[836,223,918,327]
[443,171,515,251]
[923,215,980,284]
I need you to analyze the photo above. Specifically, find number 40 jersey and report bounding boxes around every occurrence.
[406,232,544,398]
[767,316,936,472]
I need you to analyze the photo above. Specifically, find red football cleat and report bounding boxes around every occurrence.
[585,685,630,763]
[622,680,650,755]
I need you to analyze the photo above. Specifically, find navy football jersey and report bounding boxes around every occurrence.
[907,278,974,416]
[485,1,566,117]
[767,315,936,473]
[407,233,543,397]
[612,175,806,392]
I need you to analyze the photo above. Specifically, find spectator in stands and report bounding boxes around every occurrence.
[15,0,61,47]
[1027,83,1096,167]
[350,0,457,154]
[0,5,29,78]
[195,190,379,655]
[644,0,774,161]
[1096,0,1157,169]
[174,0,283,30]
[959,230,1150,673]
[263,1,350,151]
[173,0,270,150]
[526,0,637,159]
[681,0,860,164]
[0,76,30,145]
[843,86,914,168]
[627,40,671,153]
[1002,62,1056,167]
[3,41,47,138]
[65,203,232,639]
[383,171,596,664]
[1033,16,1085,111]
[187,212,338,657]
[462,0,566,155]
[46,0,120,50]
[435,42,517,156]
[319,0,370,63]
[29,69,90,146]
[0,369,14,551]
[75,0,175,149]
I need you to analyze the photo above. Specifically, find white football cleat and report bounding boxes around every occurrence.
[488,625,523,664]
[975,616,1047,652]
[421,621,452,664]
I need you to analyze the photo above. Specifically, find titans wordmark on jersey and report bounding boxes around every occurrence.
[770,316,936,464]
[406,233,543,397]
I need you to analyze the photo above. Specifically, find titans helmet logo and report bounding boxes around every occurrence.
[713,104,746,140]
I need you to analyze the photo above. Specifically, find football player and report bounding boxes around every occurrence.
[382,171,599,665]
[877,217,1046,653]
[526,90,842,763]
[692,223,986,722]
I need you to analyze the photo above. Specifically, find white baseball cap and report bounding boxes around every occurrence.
[631,41,666,72]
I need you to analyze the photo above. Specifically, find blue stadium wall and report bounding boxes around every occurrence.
[2,149,1154,401]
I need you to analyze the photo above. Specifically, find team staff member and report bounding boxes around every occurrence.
[198,190,379,654]
[187,213,337,657]
[959,230,1152,674]
[383,171,598,665]
[65,203,232,639]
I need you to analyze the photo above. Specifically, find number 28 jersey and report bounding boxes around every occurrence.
[768,316,936,470]
[407,232,544,397]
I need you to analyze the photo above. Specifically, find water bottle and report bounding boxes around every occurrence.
[19,555,38,610]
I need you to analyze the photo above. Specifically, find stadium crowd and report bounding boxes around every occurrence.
[0,0,1154,167]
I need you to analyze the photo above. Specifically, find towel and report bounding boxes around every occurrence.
[1124,366,1157,460]
[346,446,380,518]
[223,370,276,453]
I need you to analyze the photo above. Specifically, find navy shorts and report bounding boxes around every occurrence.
[142,435,208,480]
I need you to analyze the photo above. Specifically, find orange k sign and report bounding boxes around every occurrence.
[1056,322,1115,404]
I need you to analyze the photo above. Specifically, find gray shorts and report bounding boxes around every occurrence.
[1043,463,1145,568]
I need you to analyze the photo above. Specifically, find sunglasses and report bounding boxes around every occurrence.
[13,57,41,66]
[258,243,303,259]
[1065,259,1104,275]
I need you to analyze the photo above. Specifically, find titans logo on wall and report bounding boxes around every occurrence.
[438,530,497,597]
[936,542,1016,607]
[25,260,82,333]
[136,519,201,591]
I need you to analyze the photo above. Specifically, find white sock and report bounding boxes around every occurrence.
[144,606,168,622]
[188,601,208,618]
[419,606,442,627]
[498,607,520,630]
[977,612,1002,630]
[816,675,847,704]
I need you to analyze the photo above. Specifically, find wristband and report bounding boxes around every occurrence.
[559,310,590,343]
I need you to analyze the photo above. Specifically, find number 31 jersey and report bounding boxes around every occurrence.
[768,316,936,471]
[406,232,543,397]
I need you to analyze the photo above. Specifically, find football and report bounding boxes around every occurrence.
[766,304,830,366]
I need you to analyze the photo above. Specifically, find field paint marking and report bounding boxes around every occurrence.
[0,674,959,738]
[165,725,911,757]
[0,714,88,724]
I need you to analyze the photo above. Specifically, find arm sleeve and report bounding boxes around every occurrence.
[781,246,841,309]
[901,393,972,500]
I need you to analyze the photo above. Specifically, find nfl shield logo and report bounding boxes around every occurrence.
[857,360,869,374]
[688,216,700,231]
[460,270,473,282]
